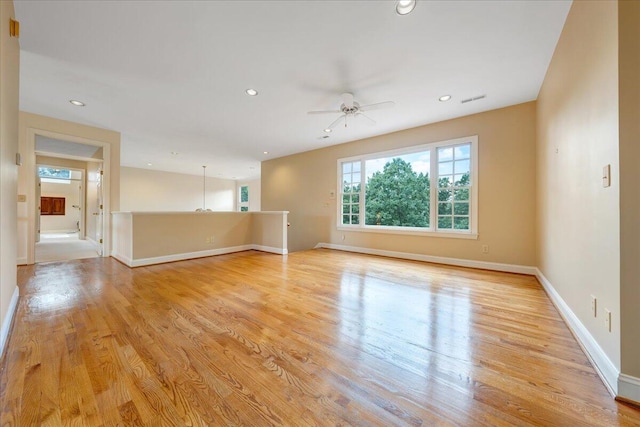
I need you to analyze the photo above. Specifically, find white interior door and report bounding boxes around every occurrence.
[36,177,41,243]
[95,168,104,256]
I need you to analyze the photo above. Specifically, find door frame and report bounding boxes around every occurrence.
[25,128,111,265]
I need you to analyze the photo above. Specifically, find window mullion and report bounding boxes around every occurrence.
[430,147,437,230]
[360,159,365,228]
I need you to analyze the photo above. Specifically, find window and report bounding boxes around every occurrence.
[337,136,478,238]
[38,166,72,184]
[238,185,249,212]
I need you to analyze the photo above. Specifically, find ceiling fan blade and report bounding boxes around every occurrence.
[358,101,395,111]
[356,112,376,126]
[341,92,354,109]
[327,114,346,130]
[307,110,342,115]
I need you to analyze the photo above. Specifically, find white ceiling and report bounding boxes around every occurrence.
[15,1,571,180]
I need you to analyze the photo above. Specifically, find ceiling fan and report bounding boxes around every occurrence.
[308,92,395,131]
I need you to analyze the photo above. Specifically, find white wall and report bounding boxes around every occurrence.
[40,180,81,232]
[120,167,236,212]
[237,179,261,212]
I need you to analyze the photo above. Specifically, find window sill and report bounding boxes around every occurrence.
[337,225,478,240]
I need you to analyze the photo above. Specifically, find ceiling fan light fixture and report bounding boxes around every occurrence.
[245,88,258,96]
[69,99,85,106]
[396,0,416,15]
[439,95,452,102]
[324,128,332,133]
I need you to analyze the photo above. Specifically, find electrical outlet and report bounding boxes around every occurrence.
[591,295,597,317]
[481,245,489,254]
[605,309,612,332]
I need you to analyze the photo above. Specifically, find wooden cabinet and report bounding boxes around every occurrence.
[41,197,65,215]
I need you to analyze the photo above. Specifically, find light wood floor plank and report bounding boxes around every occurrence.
[1,249,639,426]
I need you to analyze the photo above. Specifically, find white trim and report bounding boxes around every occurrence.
[337,226,478,239]
[618,374,640,405]
[336,135,478,238]
[17,257,27,265]
[0,287,19,358]
[535,268,618,397]
[252,245,288,255]
[314,243,536,275]
[111,244,287,268]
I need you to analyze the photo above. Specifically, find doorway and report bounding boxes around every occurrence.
[31,134,108,263]
[34,164,100,263]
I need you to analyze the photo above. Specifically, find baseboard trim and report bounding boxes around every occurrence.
[314,243,537,275]
[252,245,288,255]
[618,374,640,405]
[112,244,287,268]
[16,257,27,266]
[535,268,618,396]
[0,286,19,358]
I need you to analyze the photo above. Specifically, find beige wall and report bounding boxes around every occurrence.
[0,0,20,352]
[120,167,236,212]
[237,179,261,211]
[111,211,288,266]
[18,112,120,264]
[618,0,640,380]
[40,180,81,232]
[536,0,620,369]
[262,102,537,266]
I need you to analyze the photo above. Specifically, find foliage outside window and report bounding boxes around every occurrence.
[338,136,477,237]
[38,167,71,179]
[238,185,249,212]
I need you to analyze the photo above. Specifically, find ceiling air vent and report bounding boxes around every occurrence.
[461,95,486,104]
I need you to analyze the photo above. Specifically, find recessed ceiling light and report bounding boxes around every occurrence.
[396,0,417,15]
[246,89,258,96]
[170,151,179,155]
[146,163,152,166]
[263,151,269,154]
[439,95,452,102]
[324,128,332,133]
[69,100,85,106]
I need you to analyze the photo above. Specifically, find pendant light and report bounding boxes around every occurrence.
[196,165,212,212]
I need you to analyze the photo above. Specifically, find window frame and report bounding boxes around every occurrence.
[238,185,249,212]
[336,135,478,239]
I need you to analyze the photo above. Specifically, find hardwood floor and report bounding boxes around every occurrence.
[1,249,639,426]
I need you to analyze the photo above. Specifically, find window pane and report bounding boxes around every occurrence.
[454,188,469,201]
[352,204,360,214]
[438,176,452,189]
[454,203,469,215]
[454,144,471,159]
[454,160,470,175]
[343,163,352,174]
[364,153,430,228]
[438,216,452,229]
[240,206,249,212]
[438,203,452,215]
[438,162,453,176]
[343,205,350,214]
[352,172,361,185]
[240,186,249,203]
[343,194,350,203]
[352,193,359,204]
[351,215,359,224]
[454,216,469,230]
[38,167,71,179]
[438,147,453,161]
[352,162,361,173]
[454,174,468,186]
[343,215,350,224]
[438,188,452,202]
